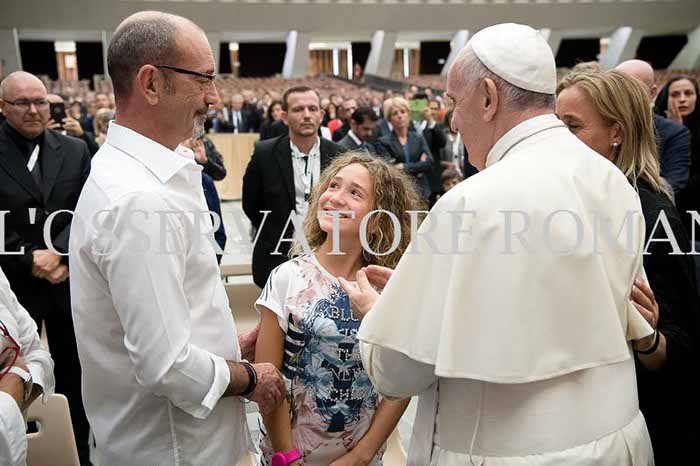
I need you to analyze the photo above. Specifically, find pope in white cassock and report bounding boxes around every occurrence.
[342,24,656,465]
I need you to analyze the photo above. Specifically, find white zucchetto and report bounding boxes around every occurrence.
[470,23,557,95]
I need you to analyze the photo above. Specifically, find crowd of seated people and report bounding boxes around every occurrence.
[7,68,695,214]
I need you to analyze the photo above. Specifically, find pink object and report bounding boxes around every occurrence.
[271,448,301,466]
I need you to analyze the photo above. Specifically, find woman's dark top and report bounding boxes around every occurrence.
[636,180,700,464]
[375,130,434,200]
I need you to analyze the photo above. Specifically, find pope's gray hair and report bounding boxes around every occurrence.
[454,44,555,111]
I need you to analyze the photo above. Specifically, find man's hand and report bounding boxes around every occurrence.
[420,153,428,162]
[46,264,69,285]
[338,269,380,319]
[239,322,260,363]
[246,363,285,415]
[32,249,61,279]
[63,116,84,137]
[45,119,62,131]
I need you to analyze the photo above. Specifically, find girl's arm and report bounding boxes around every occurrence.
[332,397,410,465]
[255,307,299,459]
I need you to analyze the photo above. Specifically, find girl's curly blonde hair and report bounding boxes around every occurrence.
[290,151,426,269]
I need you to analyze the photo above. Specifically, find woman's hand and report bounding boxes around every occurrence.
[666,99,684,125]
[330,451,368,466]
[630,278,660,352]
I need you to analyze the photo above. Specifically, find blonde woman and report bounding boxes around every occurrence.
[557,68,700,464]
[92,107,114,147]
[255,152,424,466]
[376,97,433,201]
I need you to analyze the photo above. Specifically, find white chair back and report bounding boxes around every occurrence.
[26,394,80,466]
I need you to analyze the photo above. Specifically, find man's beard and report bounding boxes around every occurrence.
[191,113,207,139]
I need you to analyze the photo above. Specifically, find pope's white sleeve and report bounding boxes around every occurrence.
[0,392,28,466]
[95,192,229,419]
[360,341,438,398]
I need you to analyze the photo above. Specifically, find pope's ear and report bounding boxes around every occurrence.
[482,78,498,122]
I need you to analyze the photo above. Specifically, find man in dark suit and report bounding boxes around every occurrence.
[46,94,100,157]
[617,60,690,192]
[417,100,448,206]
[219,94,254,134]
[260,119,289,140]
[331,98,357,142]
[0,71,91,464]
[241,91,263,133]
[654,113,691,192]
[243,86,343,288]
[337,106,378,154]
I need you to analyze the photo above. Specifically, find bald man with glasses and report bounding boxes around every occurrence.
[0,70,92,464]
[69,11,285,466]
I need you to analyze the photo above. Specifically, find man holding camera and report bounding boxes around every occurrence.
[0,71,92,465]
[46,94,100,156]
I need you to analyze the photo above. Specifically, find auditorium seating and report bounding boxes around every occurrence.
[399,69,700,93]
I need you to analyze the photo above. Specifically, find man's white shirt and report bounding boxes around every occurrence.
[290,136,321,217]
[69,122,252,466]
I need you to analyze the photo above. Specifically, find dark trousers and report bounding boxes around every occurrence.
[20,279,91,464]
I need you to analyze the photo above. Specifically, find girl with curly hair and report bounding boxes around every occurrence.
[254,152,425,466]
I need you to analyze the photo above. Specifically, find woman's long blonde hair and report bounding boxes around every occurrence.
[557,68,670,198]
[290,151,426,269]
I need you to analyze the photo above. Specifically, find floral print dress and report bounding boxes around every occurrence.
[256,254,384,466]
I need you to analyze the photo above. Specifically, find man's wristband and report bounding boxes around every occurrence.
[238,361,257,397]
[635,329,660,356]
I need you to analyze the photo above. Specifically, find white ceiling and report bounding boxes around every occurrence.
[2,0,698,41]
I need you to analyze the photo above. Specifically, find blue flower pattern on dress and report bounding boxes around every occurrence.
[291,285,378,434]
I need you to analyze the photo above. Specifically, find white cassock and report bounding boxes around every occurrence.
[358,113,655,465]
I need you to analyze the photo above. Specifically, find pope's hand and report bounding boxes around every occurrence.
[246,363,285,415]
[363,265,393,292]
[338,269,380,319]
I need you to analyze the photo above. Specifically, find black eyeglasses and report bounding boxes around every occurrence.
[154,65,215,81]
[1,99,50,111]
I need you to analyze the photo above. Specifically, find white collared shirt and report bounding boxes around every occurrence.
[347,129,363,148]
[233,111,242,133]
[290,137,321,217]
[415,120,435,133]
[69,122,251,466]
